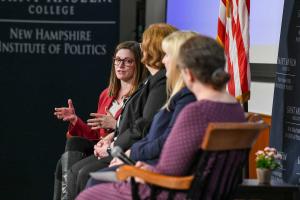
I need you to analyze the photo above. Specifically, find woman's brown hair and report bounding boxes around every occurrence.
[178,35,229,90]
[108,41,146,97]
[141,23,177,69]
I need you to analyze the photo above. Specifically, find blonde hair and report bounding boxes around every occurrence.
[141,23,177,69]
[162,31,198,110]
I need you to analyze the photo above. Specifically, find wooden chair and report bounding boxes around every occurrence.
[245,112,263,123]
[116,120,268,200]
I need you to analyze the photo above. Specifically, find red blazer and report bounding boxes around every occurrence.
[68,88,122,140]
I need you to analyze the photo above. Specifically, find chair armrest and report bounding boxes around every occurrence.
[116,165,194,190]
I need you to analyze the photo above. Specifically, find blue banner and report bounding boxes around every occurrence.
[270,0,300,185]
[0,0,119,198]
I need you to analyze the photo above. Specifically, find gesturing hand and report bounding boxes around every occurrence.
[87,110,117,130]
[54,99,78,125]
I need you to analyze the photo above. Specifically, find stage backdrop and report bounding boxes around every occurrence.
[0,1,119,199]
[270,0,300,185]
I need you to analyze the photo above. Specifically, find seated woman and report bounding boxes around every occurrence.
[75,35,246,200]
[85,31,198,188]
[52,41,146,200]
[62,23,177,199]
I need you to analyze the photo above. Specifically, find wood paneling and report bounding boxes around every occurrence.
[248,114,271,178]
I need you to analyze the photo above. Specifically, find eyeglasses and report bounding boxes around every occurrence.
[113,57,135,66]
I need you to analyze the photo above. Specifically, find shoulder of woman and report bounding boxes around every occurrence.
[98,88,110,101]
[170,89,196,107]
[177,101,203,117]
[149,69,166,86]
[179,88,196,100]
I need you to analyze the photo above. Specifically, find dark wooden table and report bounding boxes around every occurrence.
[234,179,300,200]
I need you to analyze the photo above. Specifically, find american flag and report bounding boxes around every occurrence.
[217,0,250,103]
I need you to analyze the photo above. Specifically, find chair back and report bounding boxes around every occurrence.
[187,121,268,200]
[201,122,267,151]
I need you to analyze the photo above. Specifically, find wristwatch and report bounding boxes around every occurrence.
[106,147,112,155]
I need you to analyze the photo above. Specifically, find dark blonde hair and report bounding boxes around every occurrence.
[178,35,229,90]
[108,41,146,97]
[141,23,177,69]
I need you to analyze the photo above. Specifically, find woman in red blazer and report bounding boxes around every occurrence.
[52,41,146,200]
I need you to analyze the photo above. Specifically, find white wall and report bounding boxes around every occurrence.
[145,0,166,26]
[120,0,137,41]
[120,0,167,40]
[248,81,275,116]
[138,0,276,116]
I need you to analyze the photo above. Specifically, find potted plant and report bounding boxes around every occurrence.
[255,147,282,184]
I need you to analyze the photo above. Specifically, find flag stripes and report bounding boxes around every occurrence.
[217,0,250,103]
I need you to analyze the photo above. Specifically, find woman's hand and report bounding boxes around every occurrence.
[94,139,110,158]
[133,161,152,184]
[87,112,117,130]
[93,132,114,158]
[54,99,77,125]
[108,149,130,167]
[109,157,124,167]
[135,161,151,170]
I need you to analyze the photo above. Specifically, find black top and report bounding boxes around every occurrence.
[114,68,167,151]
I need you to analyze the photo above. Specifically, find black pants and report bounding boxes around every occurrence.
[67,154,113,197]
[54,137,96,200]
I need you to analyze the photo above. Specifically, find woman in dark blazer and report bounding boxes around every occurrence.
[63,23,177,200]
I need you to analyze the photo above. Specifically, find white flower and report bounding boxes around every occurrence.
[267,152,275,157]
[274,154,282,160]
[269,147,277,153]
[264,147,271,152]
[256,150,265,156]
